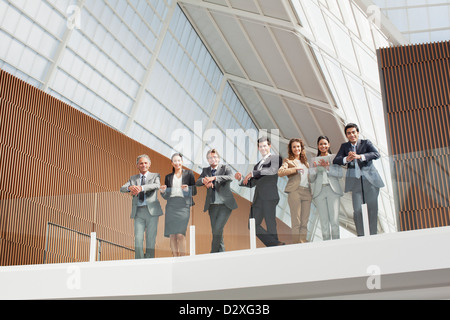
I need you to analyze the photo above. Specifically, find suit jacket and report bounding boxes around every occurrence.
[120,172,163,218]
[196,164,238,212]
[309,156,344,198]
[333,139,385,193]
[241,153,282,202]
[278,158,311,194]
[160,169,197,206]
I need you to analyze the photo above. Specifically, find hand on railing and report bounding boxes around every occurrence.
[201,176,215,189]
[128,185,143,196]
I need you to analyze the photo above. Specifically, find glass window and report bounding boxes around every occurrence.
[354,42,379,86]
[328,17,358,69]
[0,0,258,189]
[352,3,375,50]
[301,0,335,54]
[346,74,376,139]
[407,7,430,32]
[3,5,21,36]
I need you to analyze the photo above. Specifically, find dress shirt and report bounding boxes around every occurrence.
[251,153,271,178]
[210,167,224,204]
[295,160,309,188]
[343,143,366,164]
[138,172,149,207]
[170,174,183,197]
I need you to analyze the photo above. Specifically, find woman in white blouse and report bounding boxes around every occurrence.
[160,153,196,256]
[309,136,343,240]
[278,138,312,244]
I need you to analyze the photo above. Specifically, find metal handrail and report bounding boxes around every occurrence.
[43,222,134,264]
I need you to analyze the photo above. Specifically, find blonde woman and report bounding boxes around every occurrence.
[278,139,312,244]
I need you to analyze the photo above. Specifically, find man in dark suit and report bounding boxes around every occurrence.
[333,123,385,236]
[235,137,283,247]
[120,154,163,259]
[196,149,238,253]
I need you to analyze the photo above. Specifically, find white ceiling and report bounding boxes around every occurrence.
[179,0,346,158]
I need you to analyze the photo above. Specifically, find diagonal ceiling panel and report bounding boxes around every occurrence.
[183,4,245,77]
[231,82,277,131]
[211,11,272,83]
[271,27,331,103]
[258,0,293,21]
[285,98,323,147]
[180,0,340,146]
[241,19,298,92]
[256,89,300,139]
[228,0,260,14]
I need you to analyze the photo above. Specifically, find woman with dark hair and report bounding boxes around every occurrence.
[278,138,312,244]
[310,136,343,240]
[160,153,196,256]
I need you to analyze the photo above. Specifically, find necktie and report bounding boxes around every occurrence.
[211,168,216,203]
[139,175,145,202]
[352,145,361,179]
[257,158,265,170]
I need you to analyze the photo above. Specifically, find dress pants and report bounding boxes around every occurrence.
[251,199,279,247]
[313,185,340,240]
[351,176,379,236]
[208,204,232,253]
[288,186,312,243]
[134,206,159,259]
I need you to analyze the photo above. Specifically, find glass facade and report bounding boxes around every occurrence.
[0,0,289,227]
[4,0,444,243]
[292,0,397,236]
[0,0,258,176]
[372,0,450,44]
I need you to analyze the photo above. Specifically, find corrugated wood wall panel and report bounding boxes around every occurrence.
[0,68,291,266]
[378,41,450,231]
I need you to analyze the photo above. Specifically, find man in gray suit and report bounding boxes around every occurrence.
[120,154,163,259]
[196,149,238,253]
[333,123,385,236]
[235,137,283,247]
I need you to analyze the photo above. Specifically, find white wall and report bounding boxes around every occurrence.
[2,226,450,300]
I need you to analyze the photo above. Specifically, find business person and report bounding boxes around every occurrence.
[235,137,283,247]
[120,154,163,259]
[309,136,344,240]
[333,123,384,236]
[160,153,196,257]
[278,138,312,244]
[196,149,238,253]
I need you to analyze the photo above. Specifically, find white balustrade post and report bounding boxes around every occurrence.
[362,204,370,237]
[190,225,196,256]
[89,232,97,262]
[249,218,257,250]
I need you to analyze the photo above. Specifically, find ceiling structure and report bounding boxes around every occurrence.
[177,0,414,158]
[0,0,423,237]
[178,0,408,236]
[179,0,344,158]
[372,0,450,44]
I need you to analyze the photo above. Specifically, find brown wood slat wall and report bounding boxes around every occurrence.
[0,69,291,266]
[378,41,450,231]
